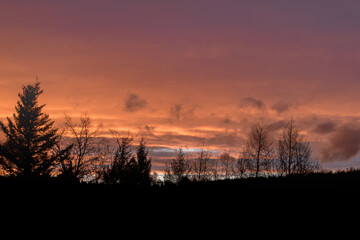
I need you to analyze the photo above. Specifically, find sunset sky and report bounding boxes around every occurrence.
[1,0,360,171]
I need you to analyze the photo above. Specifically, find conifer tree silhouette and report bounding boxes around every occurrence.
[103,136,152,186]
[135,137,152,186]
[0,82,68,177]
[164,148,191,184]
[103,133,134,184]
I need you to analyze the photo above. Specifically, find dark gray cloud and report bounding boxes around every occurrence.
[169,103,196,122]
[240,97,266,110]
[313,120,337,135]
[271,101,293,114]
[321,123,360,162]
[124,93,147,112]
[136,125,156,138]
[221,117,232,124]
[143,125,155,132]
[169,104,182,120]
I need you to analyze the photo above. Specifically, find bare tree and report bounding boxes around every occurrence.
[212,157,219,181]
[278,118,299,176]
[277,118,320,175]
[293,140,320,174]
[244,122,273,177]
[219,152,235,179]
[235,154,252,179]
[58,113,104,181]
[191,144,214,182]
[163,147,191,184]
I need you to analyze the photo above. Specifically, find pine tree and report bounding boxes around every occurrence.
[135,137,152,186]
[103,136,152,186]
[103,134,133,184]
[0,82,65,177]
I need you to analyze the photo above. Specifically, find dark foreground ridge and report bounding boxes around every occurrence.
[1,170,359,219]
[1,170,360,195]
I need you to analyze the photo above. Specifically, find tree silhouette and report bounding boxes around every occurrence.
[103,132,134,184]
[58,113,104,181]
[278,119,299,175]
[0,82,69,177]
[235,156,252,178]
[135,137,152,186]
[103,135,152,186]
[277,119,320,175]
[219,152,235,179]
[191,144,214,181]
[164,147,191,184]
[292,140,320,174]
[244,122,273,177]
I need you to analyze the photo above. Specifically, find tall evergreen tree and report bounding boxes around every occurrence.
[0,82,66,177]
[135,137,152,186]
[103,136,152,186]
[103,134,134,184]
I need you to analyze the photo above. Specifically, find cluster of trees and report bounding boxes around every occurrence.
[163,121,321,184]
[0,82,152,186]
[0,82,320,185]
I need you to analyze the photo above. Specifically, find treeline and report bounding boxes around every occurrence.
[163,120,320,184]
[0,82,153,186]
[0,82,321,186]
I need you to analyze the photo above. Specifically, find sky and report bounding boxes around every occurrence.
[1,0,360,171]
